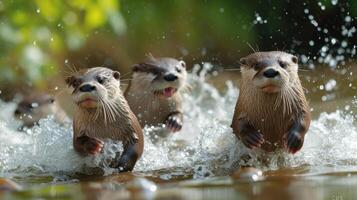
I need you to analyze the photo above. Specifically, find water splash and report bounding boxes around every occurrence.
[0,113,123,177]
[0,63,356,180]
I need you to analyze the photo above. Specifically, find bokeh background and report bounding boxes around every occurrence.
[0,0,355,100]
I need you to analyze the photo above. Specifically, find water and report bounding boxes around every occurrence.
[0,63,356,184]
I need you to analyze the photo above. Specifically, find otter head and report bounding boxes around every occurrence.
[14,94,55,127]
[132,55,187,98]
[66,67,121,110]
[240,51,299,94]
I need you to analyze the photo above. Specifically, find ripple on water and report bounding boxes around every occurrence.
[0,63,356,180]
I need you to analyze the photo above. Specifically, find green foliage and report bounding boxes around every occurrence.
[0,0,125,86]
[0,0,354,88]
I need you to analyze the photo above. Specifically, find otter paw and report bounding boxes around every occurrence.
[80,136,104,155]
[241,132,264,149]
[166,115,182,132]
[284,131,303,154]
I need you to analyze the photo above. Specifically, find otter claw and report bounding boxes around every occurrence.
[284,131,303,154]
[241,132,264,149]
[79,136,104,155]
[166,116,182,132]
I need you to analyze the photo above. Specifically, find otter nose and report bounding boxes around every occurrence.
[164,74,178,82]
[263,69,279,78]
[79,84,96,92]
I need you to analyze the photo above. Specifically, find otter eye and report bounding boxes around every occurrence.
[180,61,186,68]
[279,61,288,68]
[97,76,106,84]
[152,67,162,75]
[253,63,260,71]
[176,67,182,73]
[72,79,82,88]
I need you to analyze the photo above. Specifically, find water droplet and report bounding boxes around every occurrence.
[331,0,338,5]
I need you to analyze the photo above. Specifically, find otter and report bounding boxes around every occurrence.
[125,55,187,133]
[0,178,21,191]
[66,67,143,172]
[14,93,69,128]
[231,51,311,154]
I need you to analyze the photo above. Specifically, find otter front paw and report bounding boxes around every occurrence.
[284,131,304,154]
[241,132,265,149]
[166,115,182,132]
[77,136,104,155]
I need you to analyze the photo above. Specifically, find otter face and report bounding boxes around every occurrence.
[66,67,121,109]
[14,94,55,127]
[240,51,298,94]
[132,57,187,98]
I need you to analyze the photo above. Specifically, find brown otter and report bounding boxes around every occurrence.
[14,93,69,128]
[125,55,187,133]
[231,51,311,154]
[66,67,143,172]
[0,178,21,191]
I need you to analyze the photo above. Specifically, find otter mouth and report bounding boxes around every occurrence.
[261,84,280,93]
[77,98,99,108]
[154,87,177,98]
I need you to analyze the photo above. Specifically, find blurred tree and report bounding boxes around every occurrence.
[0,0,126,88]
[0,0,355,94]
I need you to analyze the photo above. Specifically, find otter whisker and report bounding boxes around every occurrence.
[298,68,310,72]
[120,71,132,79]
[274,91,282,111]
[106,100,118,123]
[61,70,74,76]
[65,63,78,74]
[103,100,111,125]
[247,42,257,53]
[102,98,114,123]
[120,79,133,82]
[93,99,102,122]
[224,68,241,71]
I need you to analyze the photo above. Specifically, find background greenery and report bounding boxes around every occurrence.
[0,0,355,94]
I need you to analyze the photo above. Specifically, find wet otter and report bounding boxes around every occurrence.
[66,67,143,172]
[125,55,187,133]
[0,178,21,191]
[14,93,69,128]
[231,51,311,154]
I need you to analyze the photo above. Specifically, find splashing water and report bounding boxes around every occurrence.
[0,63,356,181]
[0,112,124,178]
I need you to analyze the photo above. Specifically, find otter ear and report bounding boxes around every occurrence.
[49,98,55,104]
[113,71,120,80]
[292,56,298,64]
[240,58,247,66]
[179,60,186,68]
[65,76,75,87]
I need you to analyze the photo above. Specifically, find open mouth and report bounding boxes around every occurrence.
[261,84,280,93]
[78,98,98,108]
[154,87,177,98]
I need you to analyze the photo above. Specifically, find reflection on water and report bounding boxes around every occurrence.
[0,63,356,199]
